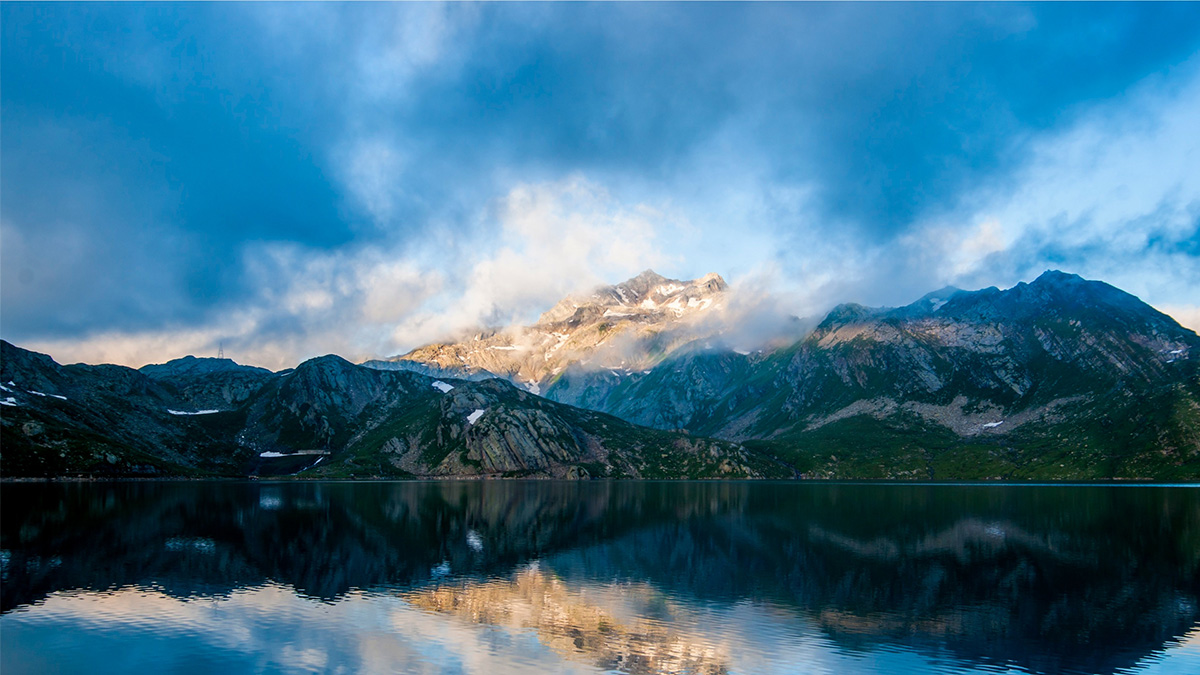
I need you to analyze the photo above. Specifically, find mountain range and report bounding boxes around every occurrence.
[2,270,1197,479]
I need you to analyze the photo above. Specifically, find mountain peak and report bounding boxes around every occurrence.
[1031,269,1086,287]
[140,355,270,379]
[631,269,668,283]
[379,269,733,387]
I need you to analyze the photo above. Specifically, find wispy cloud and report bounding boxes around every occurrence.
[763,56,1200,325]
[4,3,1199,365]
[23,178,678,369]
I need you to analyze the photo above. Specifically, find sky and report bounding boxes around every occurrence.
[2,3,1199,370]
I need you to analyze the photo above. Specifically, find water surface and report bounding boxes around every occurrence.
[2,481,1198,674]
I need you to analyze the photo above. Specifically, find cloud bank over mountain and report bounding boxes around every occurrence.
[3,3,1198,369]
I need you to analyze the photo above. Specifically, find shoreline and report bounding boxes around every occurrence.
[3,476,1196,486]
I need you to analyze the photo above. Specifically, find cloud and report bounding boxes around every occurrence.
[4,4,1200,366]
[387,176,677,349]
[766,56,1200,318]
[20,177,676,369]
[906,56,1200,308]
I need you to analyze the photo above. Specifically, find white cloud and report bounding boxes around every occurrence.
[21,176,677,369]
[14,46,1200,370]
[745,56,1200,319]
[895,58,1200,309]
[341,139,406,227]
[386,175,677,347]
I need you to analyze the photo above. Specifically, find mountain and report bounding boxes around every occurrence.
[364,269,733,394]
[3,270,1197,480]
[139,355,275,410]
[393,270,1200,480]
[0,341,776,479]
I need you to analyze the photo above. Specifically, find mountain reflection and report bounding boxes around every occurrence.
[3,481,1198,675]
[405,565,730,675]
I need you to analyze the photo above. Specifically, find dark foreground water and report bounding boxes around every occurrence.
[2,482,1198,674]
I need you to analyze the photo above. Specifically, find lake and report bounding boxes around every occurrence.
[2,481,1198,674]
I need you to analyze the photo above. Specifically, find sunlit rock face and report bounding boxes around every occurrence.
[366,270,732,394]
[3,482,1198,674]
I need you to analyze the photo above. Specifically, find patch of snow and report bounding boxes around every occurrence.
[686,297,713,311]
[655,283,683,295]
[311,457,324,467]
[524,380,541,395]
[733,349,751,356]
[982,421,1004,429]
[602,309,632,318]
[0,397,18,407]
[431,380,454,393]
[466,409,486,425]
[640,299,657,310]
[930,299,948,312]
[168,409,221,415]
[549,332,571,353]
[28,391,67,401]
[642,370,652,375]
[0,384,10,393]
[466,529,484,553]
[489,345,518,351]
[615,286,630,304]
[1169,349,1184,355]
[259,451,288,458]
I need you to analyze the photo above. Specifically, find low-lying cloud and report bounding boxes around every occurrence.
[23,178,681,370]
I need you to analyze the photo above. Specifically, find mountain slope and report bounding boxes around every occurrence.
[0,341,252,476]
[0,341,777,479]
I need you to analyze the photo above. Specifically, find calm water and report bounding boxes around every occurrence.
[2,481,1198,675]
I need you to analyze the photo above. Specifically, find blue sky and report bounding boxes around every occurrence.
[3,3,1199,368]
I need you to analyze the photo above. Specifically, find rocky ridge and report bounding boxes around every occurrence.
[385,270,1198,479]
[535,271,1200,478]
[365,270,731,394]
[0,341,771,479]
